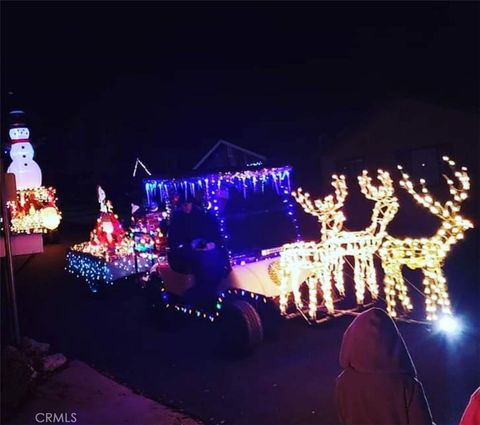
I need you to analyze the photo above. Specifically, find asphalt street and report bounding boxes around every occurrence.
[11,227,480,425]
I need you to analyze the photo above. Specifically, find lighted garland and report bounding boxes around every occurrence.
[159,286,268,322]
[145,166,301,247]
[379,156,473,320]
[145,166,293,204]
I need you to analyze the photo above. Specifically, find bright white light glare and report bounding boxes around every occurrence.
[436,315,463,335]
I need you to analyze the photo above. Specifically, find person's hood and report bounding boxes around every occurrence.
[339,308,417,375]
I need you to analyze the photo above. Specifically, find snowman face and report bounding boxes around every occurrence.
[9,127,30,140]
[10,142,35,161]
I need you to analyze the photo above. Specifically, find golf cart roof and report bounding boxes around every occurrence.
[144,165,293,203]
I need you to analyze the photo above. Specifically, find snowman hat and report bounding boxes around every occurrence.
[9,110,28,128]
[9,110,31,143]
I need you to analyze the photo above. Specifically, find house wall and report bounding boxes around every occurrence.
[320,99,479,188]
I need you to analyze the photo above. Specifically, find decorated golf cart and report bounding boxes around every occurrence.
[143,166,308,352]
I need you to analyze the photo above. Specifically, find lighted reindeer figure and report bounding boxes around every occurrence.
[279,174,348,316]
[294,174,349,243]
[280,170,399,320]
[380,156,473,320]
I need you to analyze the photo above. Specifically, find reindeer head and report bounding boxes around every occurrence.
[292,174,347,238]
[358,169,399,235]
[398,156,473,244]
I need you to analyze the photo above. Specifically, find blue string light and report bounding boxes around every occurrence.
[66,250,152,292]
[66,251,114,291]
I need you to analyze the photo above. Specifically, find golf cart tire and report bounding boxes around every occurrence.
[219,300,264,355]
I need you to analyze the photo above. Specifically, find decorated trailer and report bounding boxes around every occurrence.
[66,186,157,292]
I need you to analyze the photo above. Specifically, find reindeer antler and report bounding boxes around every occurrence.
[293,174,347,233]
[358,169,395,201]
[358,169,399,235]
[398,156,471,220]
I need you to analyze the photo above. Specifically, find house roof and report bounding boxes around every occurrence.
[193,139,267,170]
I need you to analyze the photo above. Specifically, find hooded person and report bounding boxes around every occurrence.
[336,308,435,425]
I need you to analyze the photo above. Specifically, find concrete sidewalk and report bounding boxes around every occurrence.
[8,360,202,425]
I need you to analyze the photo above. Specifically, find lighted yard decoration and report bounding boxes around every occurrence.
[72,186,132,259]
[379,156,473,320]
[280,157,473,323]
[279,170,399,320]
[6,111,61,234]
[66,186,154,290]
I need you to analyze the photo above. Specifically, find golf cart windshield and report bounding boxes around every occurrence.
[144,166,299,258]
[222,184,297,255]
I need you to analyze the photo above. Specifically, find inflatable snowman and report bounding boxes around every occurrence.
[7,111,42,190]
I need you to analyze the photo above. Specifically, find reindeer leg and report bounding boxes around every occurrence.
[424,265,451,319]
[291,267,303,312]
[366,251,378,300]
[423,267,438,321]
[435,267,452,315]
[319,250,335,314]
[307,275,318,320]
[354,252,366,305]
[334,254,345,296]
[382,259,409,318]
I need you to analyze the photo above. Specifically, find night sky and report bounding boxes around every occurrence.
[2,2,479,206]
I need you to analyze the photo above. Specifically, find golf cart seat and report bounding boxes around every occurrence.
[156,260,194,296]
